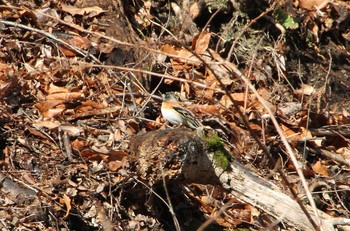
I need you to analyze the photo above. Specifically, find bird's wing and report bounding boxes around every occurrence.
[173,106,202,129]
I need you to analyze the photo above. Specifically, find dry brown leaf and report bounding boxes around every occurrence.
[177,49,201,66]
[312,160,329,176]
[257,88,271,101]
[342,30,350,41]
[75,163,89,170]
[108,161,123,171]
[60,125,83,136]
[60,194,72,218]
[188,104,220,116]
[249,123,261,132]
[34,99,64,110]
[280,124,299,143]
[190,2,200,19]
[71,140,86,150]
[25,125,48,139]
[0,80,12,96]
[249,95,275,115]
[220,77,234,85]
[108,157,129,172]
[61,4,105,17]
[108,150,129,161]
[46,92,83,101]
[183,81,190,96]
[80,149,109,161]
[66,35,91,49]
[336,147,350,160]
[58,35,91,56]
[96,205,113,231]
[35,84,84,119]
[161,44,178,55]
[47,83,69,94]
[75,100,106,111]
[114,129,122,141]
[44,107,66,119]
[68,106,121,121]
[299,0,330,10]
[193,32,212,54]
[161,44,201,68]
[134,1,152,28]
[34,8,60,23]
[204,71,216,85]
[220,93,246,108]
[33,120,61,129]
[299,127,313,140]
[295,84,315,96]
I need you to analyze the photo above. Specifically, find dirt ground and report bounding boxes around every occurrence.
[0,0,350,230]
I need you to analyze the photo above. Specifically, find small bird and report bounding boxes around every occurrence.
[161,92,201,129]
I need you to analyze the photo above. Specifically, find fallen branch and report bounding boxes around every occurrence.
[130,128,340,230]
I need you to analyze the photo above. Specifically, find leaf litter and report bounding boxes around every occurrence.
[0,0,349,230]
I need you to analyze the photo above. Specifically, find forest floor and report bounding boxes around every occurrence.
[0,0,350,230]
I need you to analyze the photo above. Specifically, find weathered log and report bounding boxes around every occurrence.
[130,128,220,185]
[130,128,336,230]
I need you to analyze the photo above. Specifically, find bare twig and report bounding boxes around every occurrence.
[0,20,88,58]
[319,149,350,166]
[75,62,220,91]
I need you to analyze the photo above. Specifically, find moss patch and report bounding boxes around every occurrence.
[204,131,232,170]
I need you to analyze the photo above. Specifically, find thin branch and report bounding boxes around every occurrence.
[0,20,88,58]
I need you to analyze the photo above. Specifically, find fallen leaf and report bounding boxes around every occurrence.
[108,150,129,161]
[295,84,315,96]
[188,104,220,116]
[220,93,247,108]
[71,140,86,150]
[57,34,91,57]
[161,44,178,55]
[299,0,330,10]
[60,125,83,136]
[35,100,66,119]
[25,125,48,139]
[33,120,61,129]
[61,4,105,17]
[190,2,200,19]
[177,48,201,66]
[281,124,299,140]
[47,83,69,94]
[161,44,202,68]
[60,194,71,218]
[312,160,328,176]
[257,88,271,101]
[34,8,60,23]
[193,32,212,54]
[108,161,123,171]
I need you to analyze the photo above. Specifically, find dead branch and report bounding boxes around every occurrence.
[130,128,337,230]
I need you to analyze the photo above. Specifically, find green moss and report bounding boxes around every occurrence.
[273,8,299,29]
[205,131,225,149]
[203,132,232,170]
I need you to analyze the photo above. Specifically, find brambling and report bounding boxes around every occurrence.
[161,92,201,129]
